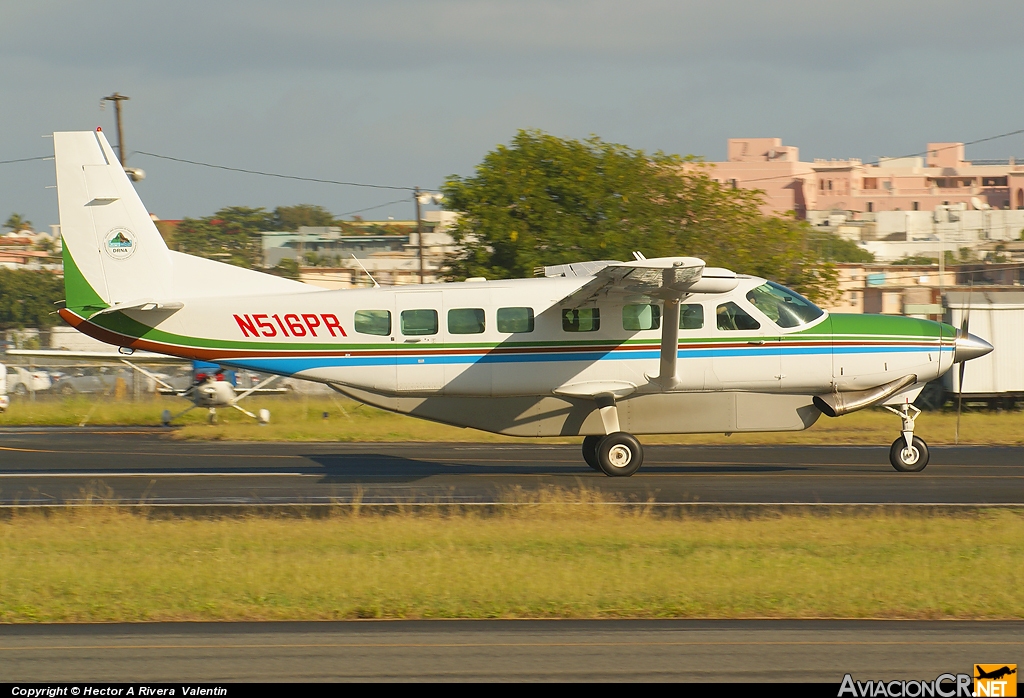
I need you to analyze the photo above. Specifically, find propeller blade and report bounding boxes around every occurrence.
[956,360,966,445]
[955,275,974,446]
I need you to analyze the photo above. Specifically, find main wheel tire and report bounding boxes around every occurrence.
[597,432,644,477]
[582,435,602,471]
[889,436,929,472]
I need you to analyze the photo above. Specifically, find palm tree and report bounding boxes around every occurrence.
[3,213,32,233]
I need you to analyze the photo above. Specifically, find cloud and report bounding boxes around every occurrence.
[2,1,1024,229]
[5,1,1022,76]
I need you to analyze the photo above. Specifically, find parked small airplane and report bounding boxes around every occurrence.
[6,349,285,424]
[153,360,285,425]
[50,129,992,474]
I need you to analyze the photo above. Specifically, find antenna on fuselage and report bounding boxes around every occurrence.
[632,251,647,261]
[351,254,380,288]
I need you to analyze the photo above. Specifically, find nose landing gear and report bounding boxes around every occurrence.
[884,403,929,472]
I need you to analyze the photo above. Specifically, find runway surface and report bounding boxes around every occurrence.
[0,429,1022,506]
[1,619,1020,681]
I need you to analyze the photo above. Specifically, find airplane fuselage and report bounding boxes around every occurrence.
[60,274,957,437]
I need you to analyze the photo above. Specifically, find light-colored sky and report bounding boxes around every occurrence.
[3,0,1024,230]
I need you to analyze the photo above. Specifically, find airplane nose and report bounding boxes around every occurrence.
[953,332,993,363]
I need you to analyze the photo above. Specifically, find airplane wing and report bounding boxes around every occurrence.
[551,257,740,394]
[555,257,738,308]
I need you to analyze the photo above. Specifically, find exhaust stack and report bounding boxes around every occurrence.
[814,374,918,418]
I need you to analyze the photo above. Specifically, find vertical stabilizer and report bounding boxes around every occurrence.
[54,130,173,314]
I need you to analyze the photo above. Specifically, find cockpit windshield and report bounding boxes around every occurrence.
[746,281,824,328]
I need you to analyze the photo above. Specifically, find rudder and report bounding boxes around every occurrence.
[54,129,173,314]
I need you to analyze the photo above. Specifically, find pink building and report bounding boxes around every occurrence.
[710,138,815,218]
[711,138,1024,218]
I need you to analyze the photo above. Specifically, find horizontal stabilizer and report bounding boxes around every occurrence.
[92,299,185,316]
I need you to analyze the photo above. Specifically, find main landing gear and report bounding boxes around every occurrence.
[884,403,929,472]
[582,433,644,477]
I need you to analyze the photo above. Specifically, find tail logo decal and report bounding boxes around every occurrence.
[104,227,137,260]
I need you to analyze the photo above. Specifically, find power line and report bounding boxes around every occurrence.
[338,197,412,218]
[0,156,52,165]
[133,151,415,191]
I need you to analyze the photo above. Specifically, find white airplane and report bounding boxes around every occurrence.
[154,360,285,425]
[50,129,992,474]
[5,349,285,424]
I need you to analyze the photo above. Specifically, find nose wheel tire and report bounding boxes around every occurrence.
[597,432,644,477]
[582,435,602,471]
[889,436,929,472]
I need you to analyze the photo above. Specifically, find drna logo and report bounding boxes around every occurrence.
[104,228,137,260]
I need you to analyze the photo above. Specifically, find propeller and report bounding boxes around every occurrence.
[955,276,974,445]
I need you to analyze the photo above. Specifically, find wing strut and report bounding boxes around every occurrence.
[656,297,681,390]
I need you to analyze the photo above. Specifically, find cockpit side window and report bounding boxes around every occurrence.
[746,281,824,328]
[716,302,760,331]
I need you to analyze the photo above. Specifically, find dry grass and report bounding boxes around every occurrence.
[2,394,1023,445]
[0,500,1022,622]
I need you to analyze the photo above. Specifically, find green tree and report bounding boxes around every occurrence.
[270,257,300,280]
[174,206,274,269]
[4,213,33,233]
[442,130,840,302]
[273,204,336,231]
[806,230,875,263]
[0,269,64,329]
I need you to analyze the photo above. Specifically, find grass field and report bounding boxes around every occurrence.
[0,503,1021,623]
[1,394,1023,445]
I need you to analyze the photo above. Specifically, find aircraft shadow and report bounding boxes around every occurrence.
[302,453,810,483]
[643,464,810,474]
[303,453,595,483]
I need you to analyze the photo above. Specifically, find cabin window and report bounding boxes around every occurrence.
[497,307,534,333]
[354,309,391,336]
[562,308,600,332]
[622,304,660,331]
[400,309,438,335]
[716,302,760,331]
[448,308,486,334]
[679,304,704,330]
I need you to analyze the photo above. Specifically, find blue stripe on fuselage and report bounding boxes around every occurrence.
[214,343,949,376]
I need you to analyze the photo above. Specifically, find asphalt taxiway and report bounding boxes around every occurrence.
[0,429,1021,507]
[2,620,1020,681]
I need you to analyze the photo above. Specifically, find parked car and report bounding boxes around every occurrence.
[7,366,53,396]
[51,366,134,396]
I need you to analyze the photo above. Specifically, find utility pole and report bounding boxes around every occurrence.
[414,186,424,284]
[101,92,130,166]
